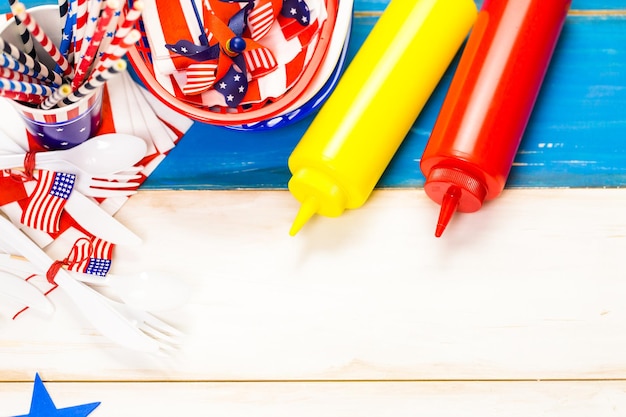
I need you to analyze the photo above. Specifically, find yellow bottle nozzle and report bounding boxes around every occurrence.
[287,167,348,236]
[289,196,319,236]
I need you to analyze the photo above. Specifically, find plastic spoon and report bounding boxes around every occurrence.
[0,255,189,312]
[0,133,148,175]
[0,270,54,315]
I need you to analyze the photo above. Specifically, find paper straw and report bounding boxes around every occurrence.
[0,88,44,104]
[6,0,36,59]
[59,0,76,61]
[92,0,142,70]
[60,58,125,106]
[92,28,139,76]
[10,2,74,78]
[74,0,103,70]
[71,0,118,89]
[71,0,88,66]
[0,67,41,84]
[0,77,56,96]
[72,0,90,60]
[40,83,71,109]
[0,37,64,85]
[90,0,124,67]
[0,54,60,86]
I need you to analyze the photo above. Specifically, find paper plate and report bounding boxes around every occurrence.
[127,0,350,128]
[226,0,353,131]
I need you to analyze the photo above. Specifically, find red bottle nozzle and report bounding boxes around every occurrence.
[435,185,462,237]
[423,166,487,237]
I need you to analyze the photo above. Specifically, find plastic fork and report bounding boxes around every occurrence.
[0,214,179,353]
[72,171,141,198]
[34,161,143,198]
[104,299,182,351]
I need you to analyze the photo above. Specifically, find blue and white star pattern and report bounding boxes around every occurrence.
[281,0,310,26]
[49,172,75,200]
[215,57,249,107]
[85,258,112,276]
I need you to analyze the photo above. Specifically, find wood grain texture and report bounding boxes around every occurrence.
[1,381,626,416]
[0,2,624,416]
[2,189,626,382]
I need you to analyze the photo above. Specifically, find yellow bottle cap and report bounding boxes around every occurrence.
[288,167,347,236]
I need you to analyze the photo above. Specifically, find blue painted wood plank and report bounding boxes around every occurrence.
[354,0,626,12]
[144,11,626,190]
[3,1,626,190]
[8,0,625,13]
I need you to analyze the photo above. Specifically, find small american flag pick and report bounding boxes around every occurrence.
[66,237,114,277]
[21,170,75,234]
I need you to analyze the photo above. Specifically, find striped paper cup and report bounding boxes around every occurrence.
[11,87,103,150]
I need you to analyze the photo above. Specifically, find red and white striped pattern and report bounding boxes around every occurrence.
[244,46,277,73]
[93,1,143,70]
[72,0,89,62]
[21,170,75,233]
[247,0,276,40]
[182,62,218,95]
[20,91,99,122]
[0,67,42,85]
[71,0,119,89]
[66,236,114,274]
[93,29,141,75]
[142,0,328,108]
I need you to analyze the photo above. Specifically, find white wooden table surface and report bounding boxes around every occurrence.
[2,188,626,415]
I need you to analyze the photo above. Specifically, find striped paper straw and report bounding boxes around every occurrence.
[92,0,142,70]
[74,0,103,69]
[7,0,36,59]
[0,89,44,104]
[0,54,60,86]
[91,28,139,76]
[0,37,64,85]
[60,58,125,106]
[40,83,71,109]
[59,0,76,61]
[71,0,119,89]
[0,77,56,96]
[72,0,89,60]
[0,67,41,84]
[10,2,74,78]
[89,0,123,67]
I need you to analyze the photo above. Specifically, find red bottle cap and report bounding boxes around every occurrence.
[423,166,487,237]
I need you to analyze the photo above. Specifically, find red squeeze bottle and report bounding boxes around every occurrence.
[420,0,572,237]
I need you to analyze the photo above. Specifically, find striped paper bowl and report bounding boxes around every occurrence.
[127,0,351,129]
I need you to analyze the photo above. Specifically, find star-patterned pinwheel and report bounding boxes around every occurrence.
[11,374,100,417]
[165,0,282,105]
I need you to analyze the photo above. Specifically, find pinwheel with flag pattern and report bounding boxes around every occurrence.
[165,0,282,107]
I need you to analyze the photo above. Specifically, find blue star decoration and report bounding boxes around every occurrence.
[11,374,100,417]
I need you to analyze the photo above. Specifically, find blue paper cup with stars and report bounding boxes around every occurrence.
[11,87,104,150]
[0,5,104,150]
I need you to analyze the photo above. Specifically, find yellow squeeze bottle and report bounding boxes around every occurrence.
[287,0,478,235]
